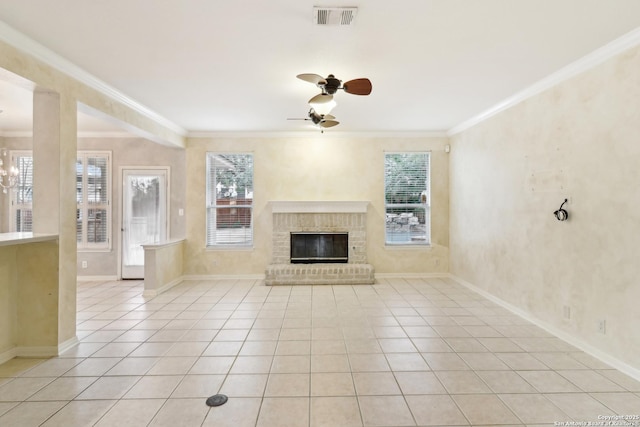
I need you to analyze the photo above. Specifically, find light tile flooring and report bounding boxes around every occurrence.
[1,277,639,426]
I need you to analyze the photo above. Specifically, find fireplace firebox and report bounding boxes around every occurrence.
[290,232,348,264]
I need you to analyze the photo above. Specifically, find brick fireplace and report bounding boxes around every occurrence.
[265,201,375,285]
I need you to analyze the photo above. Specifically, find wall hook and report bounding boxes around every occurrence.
[554,199,569,221]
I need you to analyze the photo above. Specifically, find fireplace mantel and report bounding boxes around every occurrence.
[270,201,369,214]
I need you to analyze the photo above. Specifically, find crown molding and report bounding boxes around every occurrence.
[448,27,640,136]
[1,131,139,138]
[188,130,449,139]
[78,131,137,138]
[0,20,187,137]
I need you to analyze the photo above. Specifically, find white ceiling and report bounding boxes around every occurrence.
[0,79,124,135]
[0,0,640,135]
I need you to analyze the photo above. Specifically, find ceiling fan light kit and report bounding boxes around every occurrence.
[308,93,334,105]
[286,108,339,131]
[309,95,337,116]
[309,109,339,128]
[295,73,372,130]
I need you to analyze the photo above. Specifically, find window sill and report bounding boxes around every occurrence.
[78,247,112,253]
[384,243,432,250]
[206,245,254,252]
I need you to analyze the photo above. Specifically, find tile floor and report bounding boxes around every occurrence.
[0,277,639,426]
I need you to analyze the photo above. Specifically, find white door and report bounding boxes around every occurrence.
[121,169,168,279]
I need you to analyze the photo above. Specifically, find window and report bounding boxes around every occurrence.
[206,153,254,247]
[10,151,33,232]
[77,151,111,250]
[384,152,430,245]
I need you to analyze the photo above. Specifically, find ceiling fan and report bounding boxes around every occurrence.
[288,108,339,131]
[297,73,373,106]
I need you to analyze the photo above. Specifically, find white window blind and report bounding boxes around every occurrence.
[384,152,430,245]
[10,151,33,232]
[206,153,254,247]
[77,151,111,250]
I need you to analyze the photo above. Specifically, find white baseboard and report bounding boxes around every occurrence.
[375,272,448,279]
[0,347,17,365]
[0,336,80,364]
[181,273,452,284]
[449,273,640,383]
[15,346,58,358]
[182,274,266,281]
[143,276,184,298]
[77,275,118,282]
[57,336,79,355]
[1,345,59,361]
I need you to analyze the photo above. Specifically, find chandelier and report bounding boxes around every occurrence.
[0,148,19,193]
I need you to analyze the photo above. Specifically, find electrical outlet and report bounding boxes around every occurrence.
[81,261,88,269]
[562,305,571,320]
[597,319,606,334]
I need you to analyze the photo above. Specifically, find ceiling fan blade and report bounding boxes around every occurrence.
[309,93,334,104]
[343,78,372,95]
[323,114,336,120]
[319,120,339,128]
[287,118,309,121]
[297,73,325,85]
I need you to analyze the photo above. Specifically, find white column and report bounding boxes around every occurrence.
[32,90,78,348]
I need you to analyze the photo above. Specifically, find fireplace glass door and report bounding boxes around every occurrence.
[290,232,348,263]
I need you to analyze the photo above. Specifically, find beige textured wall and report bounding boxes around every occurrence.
[0,245,18,354]
[185,136,449,276]
[17,240,59,347]
[156,242,184,288]
[0,239,59,354]
[450,46,640,370]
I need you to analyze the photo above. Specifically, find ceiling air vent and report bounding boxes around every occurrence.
[313,7,358,26]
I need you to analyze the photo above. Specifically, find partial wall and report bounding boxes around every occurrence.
[0,236,59,363]
[142,239,185,297]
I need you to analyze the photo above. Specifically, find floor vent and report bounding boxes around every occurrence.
[313,7,358,26]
